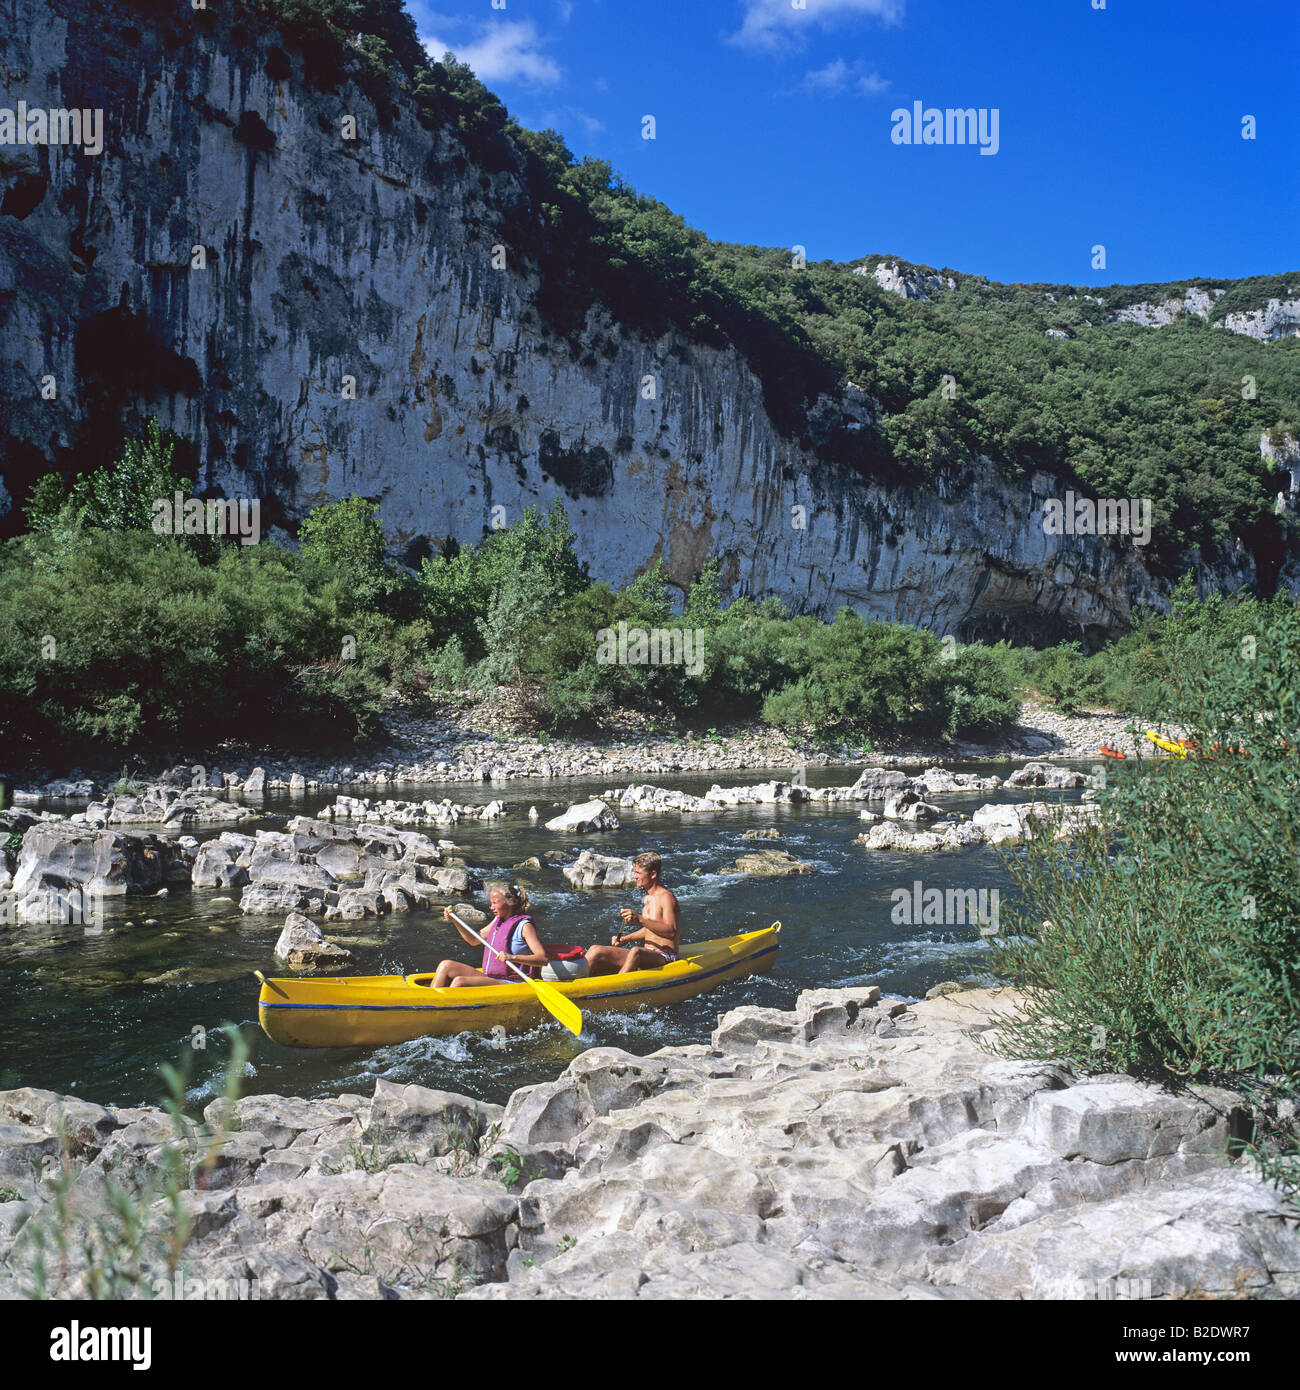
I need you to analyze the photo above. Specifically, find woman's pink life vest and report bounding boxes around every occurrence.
[480,914,535,980]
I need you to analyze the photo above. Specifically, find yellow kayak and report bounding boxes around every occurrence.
[1146,730,1189,757]
[257,925,781,1048]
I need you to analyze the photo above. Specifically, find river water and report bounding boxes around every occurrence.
[0,765,1092,1111]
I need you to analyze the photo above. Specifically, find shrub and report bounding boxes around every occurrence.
[761,611,944,739]
[1097,576,1277,719]
[419,500,588,660]
[298,495,417,618]
[0,531,379,756]
[23,474,68,533]
[621,557,673,625]
[418,542,492,656]
[1034,641,1100,715]
[692,606,815,722]
[986,599,1300,1194]
[424,636,472,691]
[25,419,194,552]
[15,1025,249,1299]
[937,645,1022,738]
[476,562,568,689]
[683,557,724,627]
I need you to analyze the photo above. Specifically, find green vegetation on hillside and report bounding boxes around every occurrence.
[4,439,416,755]
[989,575,1295,719]
[2,424,1023,757]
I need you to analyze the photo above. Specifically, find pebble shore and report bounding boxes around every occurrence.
[13,698,1178,802]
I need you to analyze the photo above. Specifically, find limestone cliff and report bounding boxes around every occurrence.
[0,1,1278,641]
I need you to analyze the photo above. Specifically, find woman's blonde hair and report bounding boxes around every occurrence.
[485,881,530,914]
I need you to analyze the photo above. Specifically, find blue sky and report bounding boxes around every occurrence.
[410,0,1298,286]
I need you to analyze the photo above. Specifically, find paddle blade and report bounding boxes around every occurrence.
[446,909,583,1035]
[530,977,584,1036]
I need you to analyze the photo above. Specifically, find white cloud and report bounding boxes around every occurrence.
[800,59,890,95]
[423,19,563,86]
[729,0,905,51]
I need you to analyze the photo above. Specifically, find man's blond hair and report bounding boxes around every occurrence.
[633,851,662,876]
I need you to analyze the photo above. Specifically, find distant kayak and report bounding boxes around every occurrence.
[1099,744,1126,760]
[1145,730,1255,759]
[258,924,781,1048]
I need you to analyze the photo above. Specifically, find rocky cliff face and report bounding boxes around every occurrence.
[1224,297,1300,343]
[1109,286,1226,328]
[1109,285,1300,342]
[0,1,1262,641]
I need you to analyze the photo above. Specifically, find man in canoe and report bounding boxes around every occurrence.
[430,883,550,988]
[584,852,681,975]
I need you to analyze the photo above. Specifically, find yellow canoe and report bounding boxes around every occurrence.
[1146,730,1188,757]
[257,925,781,1048]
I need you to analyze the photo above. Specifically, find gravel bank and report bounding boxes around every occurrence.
[11,698,1182,802]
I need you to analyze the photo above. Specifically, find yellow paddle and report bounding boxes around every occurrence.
[447,910,583,1037]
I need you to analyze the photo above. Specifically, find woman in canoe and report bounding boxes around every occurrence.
[429,882,549,988]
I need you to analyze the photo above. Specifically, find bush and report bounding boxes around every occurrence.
[1033,641,1103,715]
[986,599,1300,1193]
[0,531,381,757]
[26,419,194,553]
[518,584,615,731]
[15,1026,250,1299]
[298,495,417,619]
[475,562,568,690]
[760,611,944,739]
[519,577,1022,741]
[937,645,1022,738]
[419,500,588,661]
[692,604,814,722]
[1096,576,1276,719]
[424,636,471,691]
[417,542,491,656]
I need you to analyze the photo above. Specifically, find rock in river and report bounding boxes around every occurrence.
[1005,761,1089,790]
[727,849,814,877]
[882,791,945,822]
[78,787,253,828]
[3,822,195,924]
[563,851,636,889]
[544,800,620,834]
[274,913,355,968]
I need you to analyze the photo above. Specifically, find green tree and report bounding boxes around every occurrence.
[0,530,381,756]
[684,557,725,626]
[27,420,192,543]
[621,556,673,625]
[23,474,67,533]
[420,500,588,663]
[298,496,414,616]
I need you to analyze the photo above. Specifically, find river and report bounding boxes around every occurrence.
[0,764,1093,1111]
